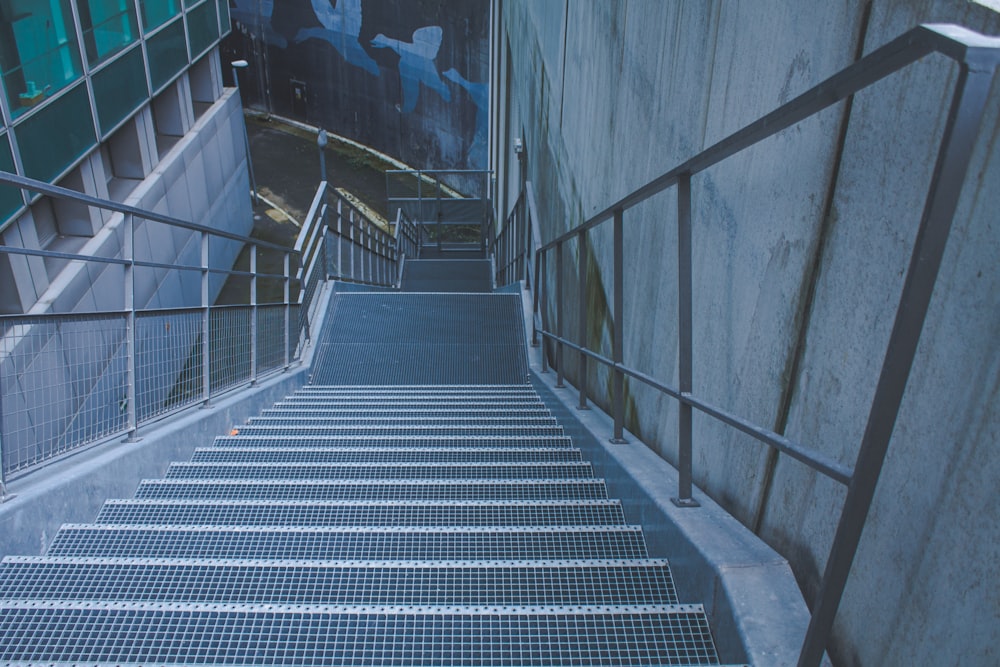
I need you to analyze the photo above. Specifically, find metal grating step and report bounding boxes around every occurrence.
[211,435,576,449]
[311,294,529,385]
[259,408,554,419]
[46,525,650,560]
[227,424,567,437]
[134,478,611,501]
[163,462,594,480]
[295,384,537,393]
[246,415,560,427]
[190,447,584,464]
[94,499,626,527]
[0,602,724,666]
[0,557,676,606]
[274,399,546,408]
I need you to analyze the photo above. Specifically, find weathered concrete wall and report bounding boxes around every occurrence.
[225,0,490,169]
[495,1,1000,665]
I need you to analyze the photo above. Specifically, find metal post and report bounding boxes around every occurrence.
[230,60,258,206]
[577,231,589,410]
[124,214,139,441]
[249,244,258,385]
[349,209,356,280]
[797,62,996,667]
[283,251,290,370]
[317,129,328,184]
[555,240,565,388]
[531,250,541,347]
[337,199,344,281]
[673,174,698,507]
[539,251,548,372]
[200,231,211,406]
[611,208,626,443]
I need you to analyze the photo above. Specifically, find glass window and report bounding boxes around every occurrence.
[14,84,96,183]
[217,0,230,37]
[0,0,84,119]
[93,46,148,136]
[187,1,219,59]
[79,0,140,66]
[146,17,187,92]
[139,0,181,34]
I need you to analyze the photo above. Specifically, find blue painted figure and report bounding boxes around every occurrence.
[443,68,488,167]
[295,0,380,76]
[371,26,451,113]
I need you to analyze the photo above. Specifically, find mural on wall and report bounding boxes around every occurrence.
[226,0,489,171]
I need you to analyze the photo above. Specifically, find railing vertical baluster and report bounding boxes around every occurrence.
[349,209,356,281]
[611,208,626,443]
[531,250,541,348]
[249,244,258,385]
[539,251,548,372]
[797,60,996,667]
[283,251,290,370]
[577,230,589,409]
[337,199,344,281]
[555,241,565,388]
[124,214,139,441]
[674,174,698,506]
[200,231,211,406]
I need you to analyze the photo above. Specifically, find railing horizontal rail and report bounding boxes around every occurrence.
[540,24,1000,253]
[0,170,294,253]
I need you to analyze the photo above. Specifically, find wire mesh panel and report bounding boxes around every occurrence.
[209,306,252,394]
[256,305,287,374]
[135,309,203,423]
[0,314,127,478]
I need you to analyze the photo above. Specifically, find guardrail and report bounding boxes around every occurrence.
[385,169,492,252]
[490,23,1000,667]
[0,171,302,494]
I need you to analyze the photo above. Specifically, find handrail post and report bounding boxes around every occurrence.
[611,208,626,443]
[349,208,356,281]
[577,230,589,410]
[531,250,541,348]
[673,173,698,507]
[283,251,290,370]
[797,60,996,667]
[539,251,548,372]
[249,244,258,385]
[555,240,565,388]
[336,198,344,281]
[124,213,139,441]
[200,231,211,407]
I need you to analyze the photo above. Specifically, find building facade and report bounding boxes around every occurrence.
[0,0,250,315]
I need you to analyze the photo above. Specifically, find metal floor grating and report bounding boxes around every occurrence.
[163,462,594,480]
[211,435,576,449]
[133,478,611,501]
[311,294,529,385]
[190,447,584,464]
[94,499,626,527]
[46,526,650,560]
[259,408,553,418]
[0,603,721,666]
[226,424,567,437]
[246,416,560,427]
[0,558,676,606]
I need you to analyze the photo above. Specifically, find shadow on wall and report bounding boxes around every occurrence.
[227,0,489,170]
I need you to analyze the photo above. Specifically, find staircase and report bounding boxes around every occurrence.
[0,259,742,666]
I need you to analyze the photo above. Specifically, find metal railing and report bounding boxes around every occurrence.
[0,171,304,492]
[385,169,492,252]
[314,182,400,288]
[490,24,1000,667]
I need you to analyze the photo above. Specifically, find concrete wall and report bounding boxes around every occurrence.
[224,0,490,169]
[494,1,1000,665]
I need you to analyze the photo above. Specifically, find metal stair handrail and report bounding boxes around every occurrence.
[0,171,306,494]
[491,23,1000,667]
